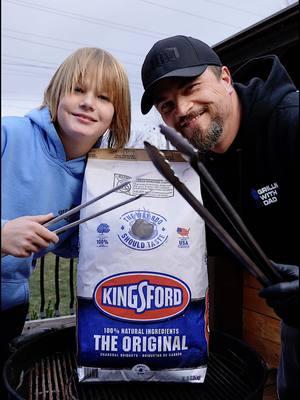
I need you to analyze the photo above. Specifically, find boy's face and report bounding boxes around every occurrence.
[56,82,114,146]
[153,66,234,153]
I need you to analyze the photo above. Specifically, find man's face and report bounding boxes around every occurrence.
[153,66,234,153]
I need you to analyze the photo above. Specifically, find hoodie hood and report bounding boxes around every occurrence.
[26,107,66,160]
[233,55,296,123]
[26,107,86,175]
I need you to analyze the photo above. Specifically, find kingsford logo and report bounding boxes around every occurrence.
[93,272,191,322]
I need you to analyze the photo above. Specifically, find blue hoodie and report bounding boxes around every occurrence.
[1,107,87,311]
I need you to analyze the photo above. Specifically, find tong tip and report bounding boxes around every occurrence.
[159,124,199,162]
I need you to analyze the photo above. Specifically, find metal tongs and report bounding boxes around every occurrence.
[44,176,146,235]
[144,128,281,287]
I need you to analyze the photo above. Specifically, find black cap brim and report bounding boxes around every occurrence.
[141,65,207,115]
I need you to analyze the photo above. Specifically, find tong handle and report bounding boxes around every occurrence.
[44,177,136,229]
[194,160,282,284]
[144,141,271,287]
[54,193,145,235]
[176,178,271,287]
[159,125,281,284]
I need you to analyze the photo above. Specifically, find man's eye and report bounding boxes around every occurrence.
[160,102,172,113]
[186,83,199,92]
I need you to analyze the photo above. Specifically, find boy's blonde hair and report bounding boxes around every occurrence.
[42,48,131,149]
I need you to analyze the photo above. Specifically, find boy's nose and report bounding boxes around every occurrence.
[80,93,95,110]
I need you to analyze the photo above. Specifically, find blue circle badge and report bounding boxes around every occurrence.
[118,210,168,251]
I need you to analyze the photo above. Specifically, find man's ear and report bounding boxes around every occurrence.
[221,66,234,93]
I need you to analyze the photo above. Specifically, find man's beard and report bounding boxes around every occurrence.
[189,117,223,154]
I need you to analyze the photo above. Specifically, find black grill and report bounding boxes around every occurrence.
[4,327,266,400]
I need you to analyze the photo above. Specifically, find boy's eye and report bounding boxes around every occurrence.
[98,94,110,102]
[74,86,83,93]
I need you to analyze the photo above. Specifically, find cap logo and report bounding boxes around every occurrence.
[150,47,179,69]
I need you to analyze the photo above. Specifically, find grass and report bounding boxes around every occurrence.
[28,253,77,320]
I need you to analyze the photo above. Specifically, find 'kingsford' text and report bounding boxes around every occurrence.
[102,280,182,313]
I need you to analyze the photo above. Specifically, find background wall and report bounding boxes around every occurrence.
[1,0,297,146]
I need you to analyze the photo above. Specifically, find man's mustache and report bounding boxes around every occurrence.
[175,108,207,131]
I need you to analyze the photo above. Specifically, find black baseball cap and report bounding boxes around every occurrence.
[141,35,222,114]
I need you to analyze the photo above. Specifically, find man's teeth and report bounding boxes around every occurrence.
[182,113,201,128]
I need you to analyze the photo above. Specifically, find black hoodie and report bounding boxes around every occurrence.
[203,55,299,265]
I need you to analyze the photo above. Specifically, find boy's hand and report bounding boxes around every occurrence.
[1,214,59,257]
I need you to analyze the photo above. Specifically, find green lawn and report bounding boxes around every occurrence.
[28,253,77,320]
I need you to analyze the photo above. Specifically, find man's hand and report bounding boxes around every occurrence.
[1,214,59,258]
[259,262,299,328]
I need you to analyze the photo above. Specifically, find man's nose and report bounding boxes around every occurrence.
[174,97,192,117]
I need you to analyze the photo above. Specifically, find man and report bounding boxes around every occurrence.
[140,35,299,399]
